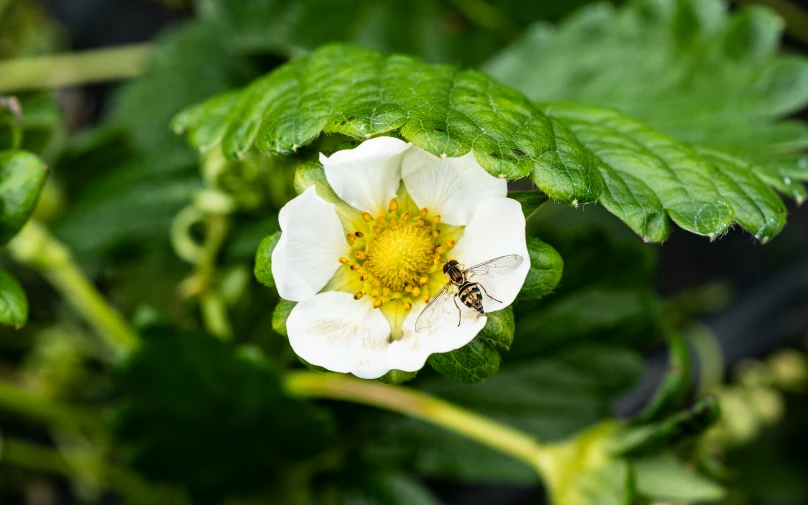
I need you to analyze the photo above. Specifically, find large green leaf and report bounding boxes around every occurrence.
[175,43,791,240]
[369,344,643,483]
[112,326,333,502]
[486,0,808,206]
[0,150,47,244]
[0,267,27,328]
[174,44,602,205]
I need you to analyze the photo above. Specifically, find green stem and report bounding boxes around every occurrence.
[284,371,545,473]
[0,44,151,93]
[0,436,186,504]
[198,214,233,340]
[0,380,103,433]
[7,222,139,353]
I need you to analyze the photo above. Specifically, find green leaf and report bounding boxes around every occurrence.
[112,326,333,501]
[174,44,602,205]
[272,299,296,337]
[478,306,515,351]
[512,287,661,357]
[428,337,501,384]
[0,150,48,244]
[632,332,691,425]
[332,471,441,505]
[485,0,805,240]
[0,268,27,328]
[254,231,281,288]
[508,190,548,220]
[633,452,725,503]
[370,344,643,483]
[0,96,22,150]
[520,237,563,300]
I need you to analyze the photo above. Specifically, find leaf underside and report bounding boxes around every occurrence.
[175,40,793,242]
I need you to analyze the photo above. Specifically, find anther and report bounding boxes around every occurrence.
[362,212,373,222]
[347,233,357,242]
[350,264,360,271]
[360,273,369,281]
[401,211,410,221]
[377,216,386,225]
[424,295,430,303]
[435,246,446,255]
[355,231,364,238]
[446,239,456,248]
[373,300,382,309]
[405,285,413,293]
[390,219,399,227]
[389,199,399,211]
[403,302,412,311]
[373,279,382,287]
[417,219,425,226]
[432,230,440,238]
[355,250,367,260]
[412,286,421,297]
[383,287,390,296]
[372,226,381,234]
[339,257,349,264]
[354,292,363,300]
[432,215,441,225]
[420,208,428,218]
[372,289,380,298]
[419,276,428,285]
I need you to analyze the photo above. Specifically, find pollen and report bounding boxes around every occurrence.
[365,224,435,292]
[362,212,373,222]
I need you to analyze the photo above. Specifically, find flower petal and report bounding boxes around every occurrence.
[386,302,487,372]
[321,136,411,216]
[287,291,391,379]
[450,197,530,312]
[272,186,350,302]
[401,148,507,226]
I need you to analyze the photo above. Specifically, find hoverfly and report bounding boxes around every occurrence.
[414,254,523,332]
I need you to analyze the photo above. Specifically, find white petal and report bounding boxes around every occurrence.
[272,186,350,302]
[386,301,487,372]
[320,136,411,216]
[287,291,391,379]
[401,148,507,226]
[450,197,530,312]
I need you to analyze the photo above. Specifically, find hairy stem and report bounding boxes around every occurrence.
[7,222,139,353]
[0,44,151,92]
[284,371,545,473]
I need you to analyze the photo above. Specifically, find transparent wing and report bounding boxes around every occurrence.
[415,282,455,333]
[466,254,524,279]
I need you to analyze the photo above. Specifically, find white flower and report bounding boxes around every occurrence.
[272,137,530,379]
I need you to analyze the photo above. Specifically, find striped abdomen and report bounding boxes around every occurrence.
[458,282,484,314]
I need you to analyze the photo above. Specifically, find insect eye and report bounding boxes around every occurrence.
[442,263,450,274]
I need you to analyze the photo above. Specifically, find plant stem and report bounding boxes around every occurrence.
[284,371,545,473]
[0,436,186,504]
[7,222,139,353]
[0,380,103,433]
[0,44,151,92]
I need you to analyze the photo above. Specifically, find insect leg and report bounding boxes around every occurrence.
[478,283,502,303]
[453,296,462,327]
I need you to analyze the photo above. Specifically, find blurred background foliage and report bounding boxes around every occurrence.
[1,0,808,504]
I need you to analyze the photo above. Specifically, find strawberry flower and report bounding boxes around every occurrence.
[272,137,529,379]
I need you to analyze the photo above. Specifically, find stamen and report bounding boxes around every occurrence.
[373,279,382,287]
[373,226,381,234]
[432,230,440,238]
[355,231,364,238]
[423,295,430,303]
[405,285,413,293]
[373,300,382,309]
[347,233,357,242]
[350,264,360,271]
[432,215,441,225]
[446,239,456,248]
[416,219,425,226]
[355,251,367,260]
[362,212,373,222]
[360,273,369,281]
[403,302,412,311]
[401,211,410,221]
[390,219,399,227]
[339,257,349,264]
[411,286,421,297]
[377,216,386,225]
[435,246,446,255]
[371,289,379,298]
[354,292,363,300]
[420,208,428,218]
[419,276,428,285]
[389,199,399,211]
[383,287,390,296]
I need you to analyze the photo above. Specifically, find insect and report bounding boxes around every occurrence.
[415,254,523,332]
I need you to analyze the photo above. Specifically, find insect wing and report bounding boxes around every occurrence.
[414,283,454,333]
[466,254,523,279]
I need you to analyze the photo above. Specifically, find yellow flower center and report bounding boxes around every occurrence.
[366,225,434,291]
[325,193,464,338]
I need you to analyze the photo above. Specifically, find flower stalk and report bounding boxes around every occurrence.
[284,371,546,474]
[6,221,139,353]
